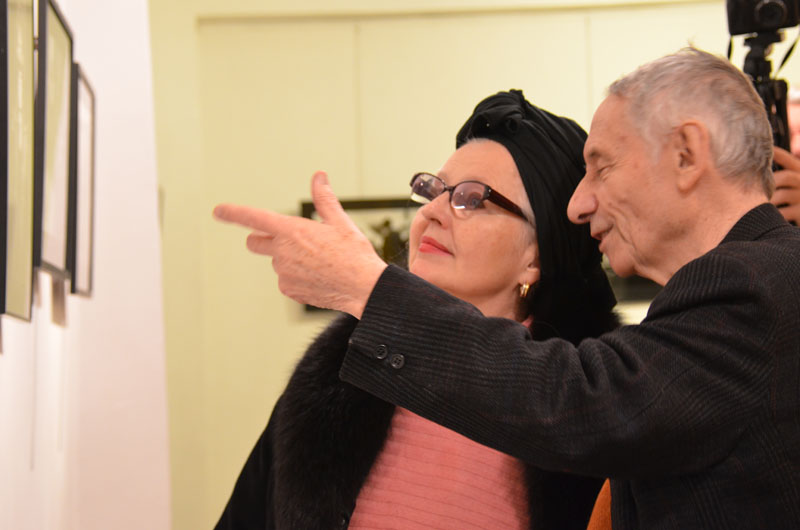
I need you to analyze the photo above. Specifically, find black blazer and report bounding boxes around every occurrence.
[341,204,800,529]
[215,315,611,529]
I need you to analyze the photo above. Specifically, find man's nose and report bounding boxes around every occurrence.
[566,179,597,225]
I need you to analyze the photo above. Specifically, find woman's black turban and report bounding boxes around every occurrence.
[456,89,617,340]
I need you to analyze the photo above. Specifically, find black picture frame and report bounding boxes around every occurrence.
[1,0,35,320]
[300,198,419,311]
[32,0,72,277]
[66,62,95,296]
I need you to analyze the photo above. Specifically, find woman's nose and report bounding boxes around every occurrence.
[420,192,452,224]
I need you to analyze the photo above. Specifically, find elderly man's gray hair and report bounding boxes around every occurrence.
[608,47,774,197]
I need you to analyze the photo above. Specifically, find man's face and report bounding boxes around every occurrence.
[567,95,677,283]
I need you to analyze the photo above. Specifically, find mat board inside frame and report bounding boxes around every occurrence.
[1,0,36,320]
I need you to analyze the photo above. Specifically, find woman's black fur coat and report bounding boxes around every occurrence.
[215,303,620,530]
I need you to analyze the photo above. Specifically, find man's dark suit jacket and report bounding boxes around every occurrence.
[340,204,800,529]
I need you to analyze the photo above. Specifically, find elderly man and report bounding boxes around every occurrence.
[215,48,800,528]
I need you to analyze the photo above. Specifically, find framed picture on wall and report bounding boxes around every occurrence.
[1,0,36,320]
[66,62,95,296]
[300,198,419,311]
[32,0,72,277]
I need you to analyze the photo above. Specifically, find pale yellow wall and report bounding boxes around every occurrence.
[149,1,800,528]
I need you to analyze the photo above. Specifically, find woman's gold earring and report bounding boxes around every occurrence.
[519,283,530,299]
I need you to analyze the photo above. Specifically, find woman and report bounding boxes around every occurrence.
[215,90,619,529]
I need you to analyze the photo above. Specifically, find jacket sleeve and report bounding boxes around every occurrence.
[339,257,776,479]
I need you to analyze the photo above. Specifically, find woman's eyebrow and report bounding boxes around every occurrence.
[435,171,457,186]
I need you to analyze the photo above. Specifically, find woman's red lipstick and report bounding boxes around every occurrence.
[419,236,452,255]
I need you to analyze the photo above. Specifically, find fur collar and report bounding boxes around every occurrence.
[271,315,393,527]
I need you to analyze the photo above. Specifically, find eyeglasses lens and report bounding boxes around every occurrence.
[410,174,442,204]
[451,183,486,210]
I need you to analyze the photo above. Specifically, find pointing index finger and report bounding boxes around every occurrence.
[213,203,285,235]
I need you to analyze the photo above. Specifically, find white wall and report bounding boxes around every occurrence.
[0,0,171,529]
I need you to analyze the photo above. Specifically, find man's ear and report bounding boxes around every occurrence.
[672,121,710,193]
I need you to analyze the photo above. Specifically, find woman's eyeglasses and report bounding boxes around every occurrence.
[409,172,529,222]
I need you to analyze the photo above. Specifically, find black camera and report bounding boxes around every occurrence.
[726,0,800,152]
[727,0,800,36]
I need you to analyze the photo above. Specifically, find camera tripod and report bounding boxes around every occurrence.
[742,31,791,151]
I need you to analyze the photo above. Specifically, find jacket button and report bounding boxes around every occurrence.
[375,344,388,360]
[339,513,350,527]
[389,353,405,369]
